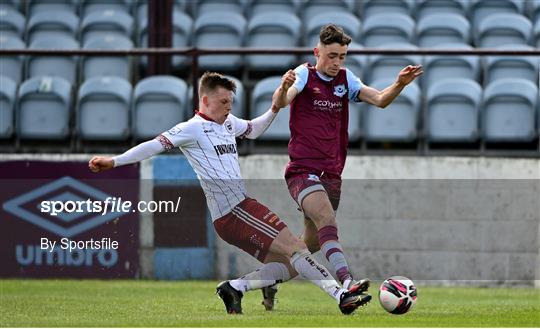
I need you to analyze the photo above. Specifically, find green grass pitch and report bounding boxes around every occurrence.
[1,279,539,327]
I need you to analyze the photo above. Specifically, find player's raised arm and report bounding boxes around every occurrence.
[357,65,423,109]
[88,139,166,173]
[272,69,297,109]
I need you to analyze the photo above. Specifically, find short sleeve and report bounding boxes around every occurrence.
[346,68,364,102]
[158,122,195,150]
[292,65,309,93]
[227,114,253,139]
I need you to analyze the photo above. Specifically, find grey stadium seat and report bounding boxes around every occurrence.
[0,76,17,139]
[133,76,187,140]
[362,13,415,47]
[0,7,25,39]
[302,0,355,21]
[422,43,481,89]
[192,0,245,16]
[484,45,539,85]
[82,35,133,81]
[80,9,134,45]
[532,0,540,22]
[77,76,132,141]
[251,76,290,141]
[81,0,132,16]
[426,78,483,143]
[482,78,538,142]
[367,43,421,83]
[348,101,362,143]
[0,36,25,84]
[416,13,471,47]
[0,0,22,12]
[471,0,524,28]
[246,12,301,71]
[346,42,368,80]
[415,0,469,20]
[194,12,246,71]
[139,10,193,69]
[360,0,414,18]
[304,12,361,47]
[26,10,79,45]
[534,18,540,48]
[475,13,533,48]
[247,0,297,17]
[17,76,72,140]
[27,35,79,85]
[363,79,420,142]
[187,75,246,118]
[27,0,77,16]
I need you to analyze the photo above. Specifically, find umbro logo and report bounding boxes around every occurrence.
[313,87,321,94]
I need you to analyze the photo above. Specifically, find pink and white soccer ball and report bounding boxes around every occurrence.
[378,276,417,314]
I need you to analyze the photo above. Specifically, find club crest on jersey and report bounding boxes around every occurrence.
[224,120,234,134]
[307,174,320,182]
[333,84,347,97]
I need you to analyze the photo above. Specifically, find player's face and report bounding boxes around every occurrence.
[315,43,347,77]
[206,87,234,124]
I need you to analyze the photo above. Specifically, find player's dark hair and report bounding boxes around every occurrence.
[319,24,352,46]
[199,71,236,96]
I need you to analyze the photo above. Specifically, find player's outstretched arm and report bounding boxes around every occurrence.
[358,65,423,109]
[272,69,297,109]
[88,139,165,173]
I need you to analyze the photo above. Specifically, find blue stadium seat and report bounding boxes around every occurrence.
[27,36,79,85]
[363,79,420,142]
[77,76,132,141]
[534,18,540,48]
[416,13,471,47]
[471,0,524,27]
[194,12,246,71]
[246,12,301,72]
[362,13,415,47]
[0,36,25,84]
[415,0,469,20]
[422,43,480,89]
[82,35,133,81]
[0,0,22,12]
[139,10,193,69]
[17,76,72,140]
[475,13,533,48]
[367,43,421,83]
[348,101,362,143]
[251,76,290,140]
[302,0,355,21]
[0,76,17,139]
[247,0,297,17]
[482,78,538,142]
[26,10,79,45]
[192,0,245,16]
[346,42,368,80]
[0,7,25,39]
[133,76,187,140]
[81,9,134,45]
[304,12,361,47]
[187,75,246,118]
[426,78,482,143]
[81,0,132,16]
[484,45,539,85]
[360,0,414,18]
[27,0,78,16]
[532,0,540,22]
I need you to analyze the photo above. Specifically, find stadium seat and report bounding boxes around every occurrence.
[301,0,355,20]
[81,0,132,16]
[82,35,134,81]
[422,43,481,89]
[484,45,539,85]
[194,12,246,71]
[367,43,421,83]
[0,36,25,84]
[26,10,79,45]
[415,0,469,20]
[361,13,415,47]
[0,0,22,12]
[27,36,79,85]
[17,76,72,140]
[348,101,362,143]
[192,0,245,16]
[304,12,361,47]
[246,12,301,72]
[346,42,368,80]
[77,76,132,141]
[475,13,533,48]
[534,18,540,48]
[251,76,290,140]
[482,78,538,142]
[363,79,420,142]
[133,76,187,140]
[80,10,134,45]
[138,10,193,69]
[247,0,297,17]
[360,0,414,18]
[532,0,540,22]
[416,13,471,47]
[0,7,25,39]
[0,76,17,139]
[27,0,78,16]
[470,0,524,28]
[426,78,482,143]
[187,75,245,118]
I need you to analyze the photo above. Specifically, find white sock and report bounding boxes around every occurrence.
[229,262,291,293]
[290,249,348,302]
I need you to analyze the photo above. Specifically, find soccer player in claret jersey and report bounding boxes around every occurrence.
[266,24,423,305]
[88,72,371,315]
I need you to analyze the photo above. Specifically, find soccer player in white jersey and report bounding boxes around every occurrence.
[88,72,371,315]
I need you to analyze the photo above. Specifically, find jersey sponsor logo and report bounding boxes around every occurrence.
[203,129,214,133]
[213,143,237,156]
[307,174,320,182]
[333,84,347,97]
[313,99,343,112]
[224,120,234,134]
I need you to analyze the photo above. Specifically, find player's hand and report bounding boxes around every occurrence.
[396,65,423,85]
[88,156,114,173]
[280,69,295,91]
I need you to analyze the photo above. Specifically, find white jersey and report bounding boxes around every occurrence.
[159,113,252,221]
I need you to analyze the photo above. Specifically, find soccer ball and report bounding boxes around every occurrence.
[378,276,417,314]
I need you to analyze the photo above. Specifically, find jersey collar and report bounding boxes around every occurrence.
[196,110,216,122]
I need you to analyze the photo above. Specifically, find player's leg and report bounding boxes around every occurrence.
[302,215,320,253]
